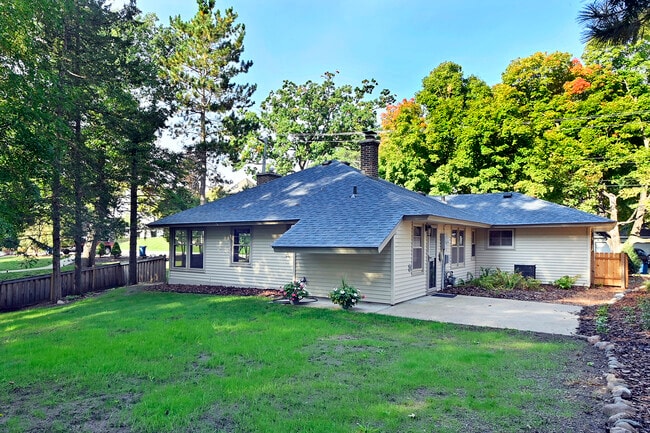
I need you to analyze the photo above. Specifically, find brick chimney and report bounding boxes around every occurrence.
[359,131,379,178]
[256,172,281,186]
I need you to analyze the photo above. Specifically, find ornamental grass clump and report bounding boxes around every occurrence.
[329,280,363,309]
[281,280,309,303]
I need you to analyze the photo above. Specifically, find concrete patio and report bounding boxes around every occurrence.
[305,294,582,336]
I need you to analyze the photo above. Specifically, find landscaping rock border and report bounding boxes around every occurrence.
[583,287,645,433]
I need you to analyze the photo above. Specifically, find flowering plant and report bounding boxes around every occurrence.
[281,280,309,303]
[329,280,363,309]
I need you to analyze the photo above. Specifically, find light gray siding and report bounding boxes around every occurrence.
[393,220,427,304]
[475,226,592,286]
[169,225,294,288]
[295,240,393,304]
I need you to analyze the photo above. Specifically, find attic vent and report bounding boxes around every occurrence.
[503,192,513,198]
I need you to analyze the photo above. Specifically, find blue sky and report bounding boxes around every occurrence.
[132,0,588,108]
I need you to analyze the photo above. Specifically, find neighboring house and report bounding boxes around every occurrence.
[149,139,615,305]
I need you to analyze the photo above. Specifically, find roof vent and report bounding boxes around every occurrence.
[351,186,358,198]
[322,160,333,166]
[503,192,513,198]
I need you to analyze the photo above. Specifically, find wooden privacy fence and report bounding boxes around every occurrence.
[593,252,628,289]
[0,256,167,311]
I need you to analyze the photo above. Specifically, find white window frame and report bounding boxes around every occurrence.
[232,227,252,265]
[471,229,476,259]
[450,227,465,266]
[412,225,424,272]
[488,229,515,249]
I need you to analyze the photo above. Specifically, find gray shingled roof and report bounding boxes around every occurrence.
[150,161,478,250]
[150,162,614,249]
[437,192,614,227]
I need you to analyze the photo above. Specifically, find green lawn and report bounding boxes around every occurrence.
[0,255,76,282]
[0,288,598,432]
[117,237,169,253]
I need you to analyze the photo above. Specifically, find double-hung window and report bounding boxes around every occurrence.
[232,227,251,264]
[412,225,424,271]
[451,228,465,266]
[173,228,204,269]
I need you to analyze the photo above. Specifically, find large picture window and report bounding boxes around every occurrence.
[412,225,423,271]
[173,228,204,269]
[488,229,514,248]
[451,228,465,265]
[232,227,251,264]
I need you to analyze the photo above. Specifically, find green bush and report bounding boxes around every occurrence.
[462,268,541,291]
[553,275,579,290]
[97,242,106,257]
[623,242,642,271]
[595,305,609,335]
[330,279,363,309]
[111,242,122,258]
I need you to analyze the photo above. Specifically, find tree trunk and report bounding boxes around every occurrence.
[630,136,649,237]
[603,190,622,252]
[51,157,63,302]
[129,145,139,285]
[199,110,207,205]
[73,116,84,293]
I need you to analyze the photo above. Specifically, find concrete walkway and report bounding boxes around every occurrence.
[306,294,582,336]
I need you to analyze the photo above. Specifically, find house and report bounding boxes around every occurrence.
[149,138,615,305]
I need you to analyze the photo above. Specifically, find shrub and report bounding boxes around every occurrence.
[330,280,363,309]
[111,242,122,258]
[462,268,540,291]
[623,243,641,272]
[97,242,106,257]
[281,280,309,303]
[553,275,579,290]
[595,305,609,335]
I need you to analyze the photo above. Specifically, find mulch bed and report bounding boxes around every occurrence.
[146,283,283,298]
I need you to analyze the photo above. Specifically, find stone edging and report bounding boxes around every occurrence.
[580,289,643,433]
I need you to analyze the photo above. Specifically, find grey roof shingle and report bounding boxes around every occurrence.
[437,192,613,226]
[150,162,614,249]
[151,161,476,249]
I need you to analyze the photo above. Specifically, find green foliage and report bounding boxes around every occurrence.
[553,275,579,290]
[243,71,394,175]
[595,305,609,335]
[462,268,541,291]
[19,253,38,270]
[162,0,255,203]
[111,242,122,258]
[329,279,364,309]
[97,242,106,258]
[379,45,650,237]
[623,243,642,270]
[639,298,650,331]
